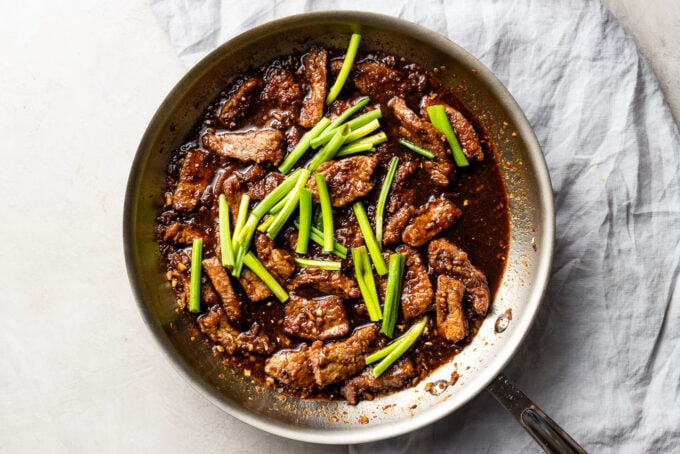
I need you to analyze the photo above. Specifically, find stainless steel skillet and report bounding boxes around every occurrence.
[124,11,583,451]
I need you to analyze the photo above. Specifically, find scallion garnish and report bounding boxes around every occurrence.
[278,117,331,174]
[334,142,375,158]
[397,138,435,159]
[296,188,312,254]
[381,252,405,338]
[293,221,348,259]
[371,316,428,378]
[242,252,289,302]
[311,108,382,148]
[352,246,382,321]
[232,193,251,246]
[426,104,469,167]
[342,118,381,144]
[326,96,371,131]
[189,237,203,313]
[352,201,388,275]
[375,156,399,247]
[307,125,349,171]
[315,173,334,253]
[294,257,342,271]
[325,33,361,106]
[218,194,234,268]
[266,169,311,239]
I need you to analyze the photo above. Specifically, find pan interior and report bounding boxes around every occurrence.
[124,11,553,445]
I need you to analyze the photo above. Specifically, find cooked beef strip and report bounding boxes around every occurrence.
[254,233,296,282]
[287,267,360,299]
[262,66,302,128]
[342,358,417,405]
[247,171,285,200]
[201,257,242,324]
[333,206,364,249]
[309,324,379,387]
[202,129,284,165]
[383,205,414,247]
[334,59,428,105]
[284,295,350,341]
[396,245,434,319]
[402,198,462,247]
[197,306,273,355]
[421,97,483,161]
[264,324,379,389]
[160,221,207,245]
[427,238,490,316]
[306,156,378,207]
[239,268,272,302]
[389,97,453,187]
[387,159,417,214]
[218,76,264,129]
[263,345,316,389]
[221,165,265,224]
[298,47,328,128]
[172,149,215,213]
[435,275,468,343]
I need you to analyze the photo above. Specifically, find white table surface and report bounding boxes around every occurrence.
[1,1,678,452]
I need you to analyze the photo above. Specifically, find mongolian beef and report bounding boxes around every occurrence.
[156,34,509,404]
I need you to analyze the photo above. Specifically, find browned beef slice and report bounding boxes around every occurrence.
[247,171,285,200]
[239,268,272,302]
[218,76,264,128]
[421,97,483,161]
[299,47,327,128]
[427,238,490,316]
[309,325,379,387]
[284,295,350,341]
[172,149,214,212]
[202,129,284,165]
[383,205,414,247]
[160,221,207,245]
[262,67,302,127]
[197,306,273,355]
[201,257,241,324]
[335,60,427,105]
[264,345,316,389]
[387,160,417,213]
[306,156,377,207]
[435,275,468,343]
[342,358,417,405]
[254,233,296,282]
[334,207,364,248]
[402,198,462,247]
[390,97,453,187]
[287,268,360,299]
[396,245,434,319]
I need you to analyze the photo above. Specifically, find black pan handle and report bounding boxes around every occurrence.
[486,374,587,454]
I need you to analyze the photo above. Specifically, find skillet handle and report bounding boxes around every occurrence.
[486,374,587,454]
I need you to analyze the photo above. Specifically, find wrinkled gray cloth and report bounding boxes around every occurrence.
[150,0,680,452]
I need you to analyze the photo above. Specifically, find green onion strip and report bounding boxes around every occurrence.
[381,252,405,338]
[397,138,435,159]
[189,237,203,313]
[371,316,428,378]
[242,252,289,302]
[375,156,399,248]
[294,257,342,271]
[218,194,234,268]
[296,188,313,254]
[325,33,361,106]
[314,173,334,253]
[426,104,469,167]
[352,246,382,321]
[352,201,388,275]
